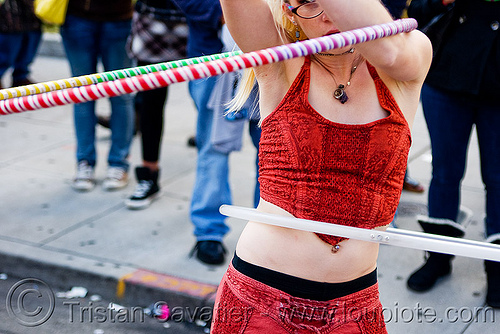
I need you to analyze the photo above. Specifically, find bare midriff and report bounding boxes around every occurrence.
[235,198,387,284]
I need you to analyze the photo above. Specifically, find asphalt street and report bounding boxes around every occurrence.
[0,274,209,334]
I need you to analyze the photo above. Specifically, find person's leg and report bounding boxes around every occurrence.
[424,87,475,223]
[0,32,24,86]
[249,119,261,208]
[189,77,231,264]
[407,84,474,292]
[476,99,500,308]
[475,101,500,239]
[136,72,167,167]
[125,60,168,209]
[99,19,134,173]
[60,16,99,173]
[12,30,42,85]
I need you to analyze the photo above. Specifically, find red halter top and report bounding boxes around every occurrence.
[258,56,411,246]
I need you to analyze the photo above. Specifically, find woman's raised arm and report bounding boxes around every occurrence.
[220,0,284,52]
[317,0,432,84]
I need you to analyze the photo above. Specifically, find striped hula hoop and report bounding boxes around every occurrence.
[0,18,417,116]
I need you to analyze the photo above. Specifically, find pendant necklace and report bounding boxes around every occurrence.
[314,54,364,104]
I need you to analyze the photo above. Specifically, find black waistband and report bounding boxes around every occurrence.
[232,253,377,301]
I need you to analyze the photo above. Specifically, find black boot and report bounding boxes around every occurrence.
[407,215,465,292]
[417,216,465,238]
[407,252,454,292]
[485,260,500,308]
[484,239,500,308]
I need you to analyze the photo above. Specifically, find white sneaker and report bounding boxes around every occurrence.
[102,167,128,191]
[72,161,95,192]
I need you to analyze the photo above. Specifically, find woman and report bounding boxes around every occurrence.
[213,0,432,333]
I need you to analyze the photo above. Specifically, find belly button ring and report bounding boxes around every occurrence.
[331,245,340,253]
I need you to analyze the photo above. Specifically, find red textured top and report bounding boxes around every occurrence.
[258,56,412,246]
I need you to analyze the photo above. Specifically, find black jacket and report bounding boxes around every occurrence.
[382,0,408,19]
[408,0,500,100]
[0,0,41,33]
[66,0,133,21]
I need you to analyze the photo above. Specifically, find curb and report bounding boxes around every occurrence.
[0,252,217,312]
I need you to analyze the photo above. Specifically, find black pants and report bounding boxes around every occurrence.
[135,60,168,163]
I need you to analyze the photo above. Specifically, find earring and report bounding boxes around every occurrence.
[291,20,300,41]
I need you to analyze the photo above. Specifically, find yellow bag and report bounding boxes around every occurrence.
[34,0,70,26]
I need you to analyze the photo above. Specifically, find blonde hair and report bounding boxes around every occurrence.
[227,0,306,114]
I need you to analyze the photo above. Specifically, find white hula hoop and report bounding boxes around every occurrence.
[220,205,500,262]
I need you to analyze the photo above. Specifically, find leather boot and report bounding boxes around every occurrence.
[485,260,500,308]
[407,252,454,292]
[485,238,500,308]
[407,215,465,292]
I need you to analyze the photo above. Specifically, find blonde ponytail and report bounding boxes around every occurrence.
[226,69,257,115]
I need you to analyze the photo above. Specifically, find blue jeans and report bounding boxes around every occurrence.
[0,31,42,82]
[60,15,134,170]
[422,84,500,237]
[189,78,260,242]
[249,119,261,207]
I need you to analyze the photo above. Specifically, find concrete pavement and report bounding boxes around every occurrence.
[0,33,497,333]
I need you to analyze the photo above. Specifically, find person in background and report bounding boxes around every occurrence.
[0,0,42,89]
[61,0,135,192]
[406,0,500,309]
[124,0,188,209]
[171,0,261,266]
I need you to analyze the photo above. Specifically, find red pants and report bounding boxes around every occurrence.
[211,263,387,334]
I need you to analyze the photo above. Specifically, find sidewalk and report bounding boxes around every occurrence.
[0,34,497,333]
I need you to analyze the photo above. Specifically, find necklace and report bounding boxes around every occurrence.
[317,47,355,57]
[314,54,364,104]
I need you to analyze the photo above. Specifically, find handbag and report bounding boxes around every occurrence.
[34,0,69,25]
[421,4,456,57]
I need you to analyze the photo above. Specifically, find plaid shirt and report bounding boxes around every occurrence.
[126,0,188,63]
